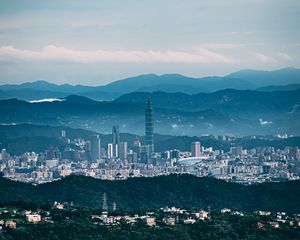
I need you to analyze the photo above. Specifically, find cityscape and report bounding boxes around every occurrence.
[1,0,300,239]
[1,98,299,185]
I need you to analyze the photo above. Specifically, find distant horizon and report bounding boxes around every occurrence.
[0,66,299,86]
[1,1,299,85]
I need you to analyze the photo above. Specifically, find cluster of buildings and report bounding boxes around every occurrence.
[92,205,210,226]
[178,143,300,184]
[0,98,300,184]
[0,138,299,185]
[1,203,300,231]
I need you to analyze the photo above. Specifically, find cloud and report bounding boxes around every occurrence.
[259,119,272,125]
[29,98,65,103]
[277,52,291,60]
[250,51,276,63]
[0,45,233,64]
[195,43,245,50]
[70,20,116,29]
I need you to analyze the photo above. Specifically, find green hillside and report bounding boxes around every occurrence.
[0,174,299,213]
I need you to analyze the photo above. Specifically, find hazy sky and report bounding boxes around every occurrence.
[0,0,299,85]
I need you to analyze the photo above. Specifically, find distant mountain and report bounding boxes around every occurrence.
[226,67,300,86]
[96,67,300,94]
[1,67,300,101]
[98,74,255,94]
[0,88,299,136]
[0,80,97,93]
[0,89,66,100]
[0,87,120,102]
[256,83,300,92]
[1,174,300,213]
[114,89,300,113]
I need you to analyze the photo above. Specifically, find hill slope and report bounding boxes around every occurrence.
[0,174,300,213]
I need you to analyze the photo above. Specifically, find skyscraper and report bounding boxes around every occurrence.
[119,142,128,160]
[145,98,154,153]
[91,134,101,161]
[133,136,141,161]
[112,125,120,145]
[191,141,201,157]
[107,143,114,159]
[112,125,120,158]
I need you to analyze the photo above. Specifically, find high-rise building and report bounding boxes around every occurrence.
[0,149,9,161]
[119,142,128,160]
[171,149,180,159]
[236,146,243,156]
[61,130,66,138]
[112,125,120,145]
[107,143,114,159]
[140,145,150,164]
[46,147,61,160]
[191,142,201,157]
[230,146,243,156]
[91,134,101,161]
[145,98,154,153]
[133,136,141,161]
[112,126,120,158]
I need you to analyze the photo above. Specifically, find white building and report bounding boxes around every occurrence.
[26,214,41,223]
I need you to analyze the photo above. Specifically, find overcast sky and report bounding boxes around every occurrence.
[0,0,299,85]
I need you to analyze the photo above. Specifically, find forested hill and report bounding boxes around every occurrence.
[0,174,299,213]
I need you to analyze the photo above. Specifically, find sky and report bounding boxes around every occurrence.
[0,0,299,85]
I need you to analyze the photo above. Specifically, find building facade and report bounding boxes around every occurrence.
[145,98,154,154]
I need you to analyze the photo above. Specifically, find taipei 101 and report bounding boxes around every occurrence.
[0,1,300,239]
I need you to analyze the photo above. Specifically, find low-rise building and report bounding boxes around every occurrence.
[162,217,176,225]
[184,218,196,224]
[5,221,16,229]
[144,217,156,226]
[195,210,208,220]
[26,214,41,223]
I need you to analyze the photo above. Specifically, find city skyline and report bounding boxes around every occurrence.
[0,1,300,239]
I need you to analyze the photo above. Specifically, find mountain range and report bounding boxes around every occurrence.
[0,87,299,136]
[1,67,300,101]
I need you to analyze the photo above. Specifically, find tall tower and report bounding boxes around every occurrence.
[91,134,101,161]
[145,98,154,153]
[112,126,120,158]
[112,126,120,145]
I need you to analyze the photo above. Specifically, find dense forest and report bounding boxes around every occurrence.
[0,174,300,213]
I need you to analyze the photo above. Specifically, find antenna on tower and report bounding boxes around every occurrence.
[102,192,108,213]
